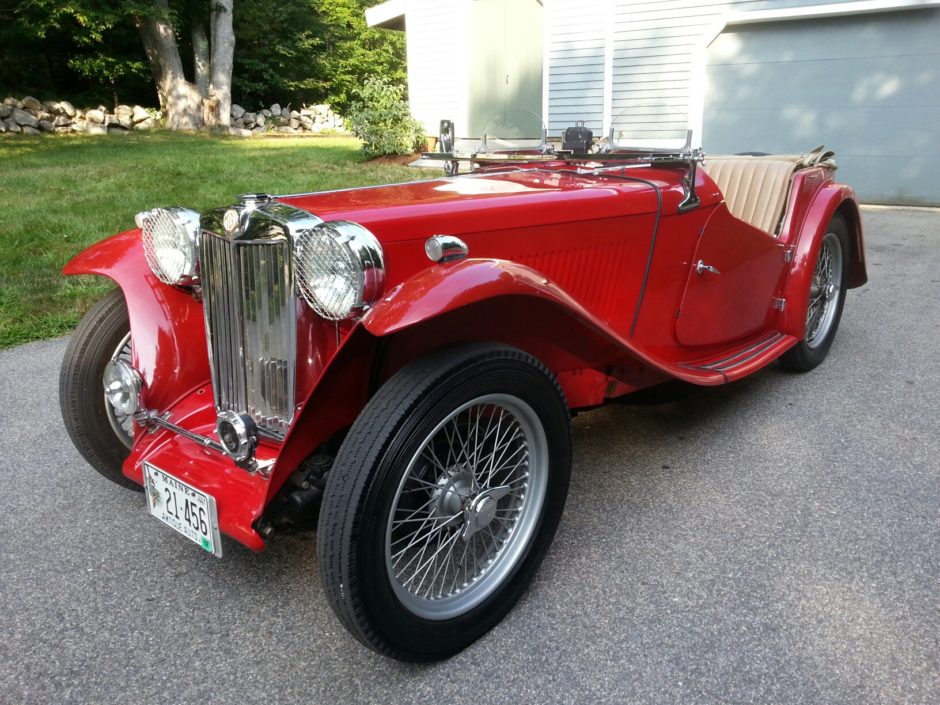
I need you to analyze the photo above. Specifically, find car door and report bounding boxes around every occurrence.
[675,204,787,347]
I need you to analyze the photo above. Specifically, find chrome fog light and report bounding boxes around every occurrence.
[103,359,143,416]
[216,411,258,463]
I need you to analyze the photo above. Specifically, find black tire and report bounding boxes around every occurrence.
[59,288,140,491]
[780,214,850,372]
[317,343,571,661]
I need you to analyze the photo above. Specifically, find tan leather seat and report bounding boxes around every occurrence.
[702,155,799,235]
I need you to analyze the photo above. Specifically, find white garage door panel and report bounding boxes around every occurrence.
[704,9,940,205]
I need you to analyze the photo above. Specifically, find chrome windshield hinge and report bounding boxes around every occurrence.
[782,246,795,263]
[771,297,786,311]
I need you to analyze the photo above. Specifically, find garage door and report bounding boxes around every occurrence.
[704,8,940,206]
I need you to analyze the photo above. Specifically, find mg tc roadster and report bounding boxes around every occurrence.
[60,125,866,660]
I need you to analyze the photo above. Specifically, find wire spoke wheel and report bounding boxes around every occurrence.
[104,331,135,449]
[318,344,571,660]
[59,288,139,490]
[805,230,844,348]
[386,394,548,620]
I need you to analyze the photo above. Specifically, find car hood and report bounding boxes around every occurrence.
[275,168,668,244]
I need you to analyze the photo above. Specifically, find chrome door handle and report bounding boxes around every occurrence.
[695,260,720,275]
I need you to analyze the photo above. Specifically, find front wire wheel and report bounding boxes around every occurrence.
[105,331,135,449]
[318,344,571,661]
[386,393,548,620]
[780,214,850,372]
[59,288,140,490]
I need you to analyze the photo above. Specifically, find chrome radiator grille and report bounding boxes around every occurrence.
[201,231,296,438]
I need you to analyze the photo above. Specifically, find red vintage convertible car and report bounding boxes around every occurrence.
[60,126,866,660]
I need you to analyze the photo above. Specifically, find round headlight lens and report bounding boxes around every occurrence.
[296,221,385,320]
[140,207,200,285]
[103,359,143,416]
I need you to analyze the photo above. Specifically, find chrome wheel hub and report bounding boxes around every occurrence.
[430,467,474,520]
[461,484,512,541]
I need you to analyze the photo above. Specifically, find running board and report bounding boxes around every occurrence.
[679,331,797,382]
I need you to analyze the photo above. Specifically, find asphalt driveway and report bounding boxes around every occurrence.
[0,207,937,705]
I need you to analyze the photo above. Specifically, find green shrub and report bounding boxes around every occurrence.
[344,78,425,158]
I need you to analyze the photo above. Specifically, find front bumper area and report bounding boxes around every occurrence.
[125,382,276,551]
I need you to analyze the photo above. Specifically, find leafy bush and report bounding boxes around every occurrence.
[344,78,425,158]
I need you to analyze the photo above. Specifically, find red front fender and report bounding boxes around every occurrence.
[363,258,583,336]
[63,230,210,410]
[361,258,723,386]
[65,232,270,549]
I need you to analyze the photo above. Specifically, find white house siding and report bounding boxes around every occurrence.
[404,0,470,134]
[545,0,609,133]
[383,0,938,202]
[612,0,719,141]
[606,0,872,142]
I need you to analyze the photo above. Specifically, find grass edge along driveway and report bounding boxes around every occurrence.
[0,132,437,349]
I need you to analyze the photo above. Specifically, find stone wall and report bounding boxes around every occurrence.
[0,95,346,137]
[0,96,158,134]
[229,102,346,136]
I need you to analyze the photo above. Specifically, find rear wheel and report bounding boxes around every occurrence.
[317,343,571,660]
[780,214,849,372]
[59,288,139,490]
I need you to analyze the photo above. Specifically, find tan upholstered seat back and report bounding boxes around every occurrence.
[702,155,799,235]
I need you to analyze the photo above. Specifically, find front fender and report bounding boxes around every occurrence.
[63,230,210,410]
[362,258,723,386]
[780,184,866,338]
[363,258,583,336]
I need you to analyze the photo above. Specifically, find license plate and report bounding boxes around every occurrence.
[143,463,222,557]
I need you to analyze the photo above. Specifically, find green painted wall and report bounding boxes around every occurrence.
[468,0,544,138]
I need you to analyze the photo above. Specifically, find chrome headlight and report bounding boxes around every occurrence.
[295,221,385,320]
[139,207,200,285]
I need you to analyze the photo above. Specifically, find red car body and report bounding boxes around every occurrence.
[64,158,866,553]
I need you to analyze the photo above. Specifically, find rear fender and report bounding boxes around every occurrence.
[780,185,867,338]
[62,230,210,410]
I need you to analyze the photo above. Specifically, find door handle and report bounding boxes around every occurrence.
[695,260,720,275]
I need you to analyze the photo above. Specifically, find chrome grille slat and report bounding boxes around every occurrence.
[202,231,295,438]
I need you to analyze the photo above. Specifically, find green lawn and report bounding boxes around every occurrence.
[0,132,437,349]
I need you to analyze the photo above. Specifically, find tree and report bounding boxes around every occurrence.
[135,0,234,129]
[6,0,235,130]
[230,1,326,107]
[230,0,407,113]
[0,1,148,106]
[313,0,407,114]
[0,0,409,123]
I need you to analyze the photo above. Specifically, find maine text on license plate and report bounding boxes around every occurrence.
[143,463,222,557]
